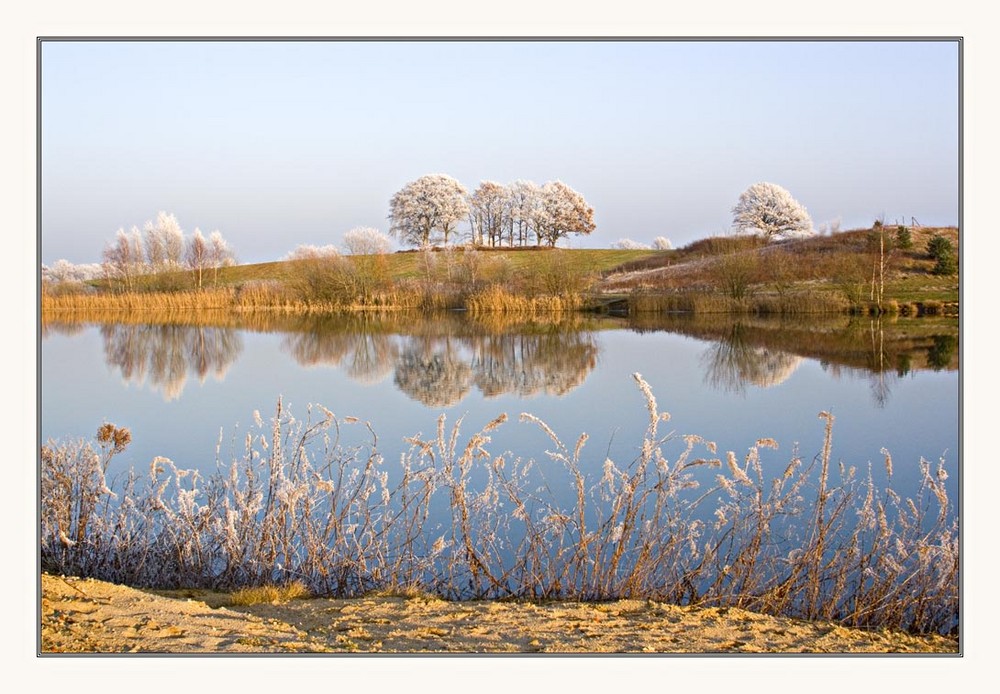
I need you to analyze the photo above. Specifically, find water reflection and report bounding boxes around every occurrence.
[283,329,398,384]
[100,324,243,400]
[283,321,599,407]
[394,338,473,407]
[470,331,598,399]
[701,322,803,395]
[48,310,957,408]
[647,313,958,406]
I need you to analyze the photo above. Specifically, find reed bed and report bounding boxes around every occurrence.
[466,285,584,315]
[40,375,957,635]
[624,290,851,315]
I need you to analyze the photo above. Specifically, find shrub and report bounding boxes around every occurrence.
[709,242,762,301]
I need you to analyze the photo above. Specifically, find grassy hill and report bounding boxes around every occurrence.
[44,225,958,316]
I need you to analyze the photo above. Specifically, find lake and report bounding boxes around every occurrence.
[39,310,960,622]
[41,311,959,502]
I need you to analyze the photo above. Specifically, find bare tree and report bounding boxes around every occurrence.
[101,227,145,291]
[207,230,235,285]
[342,226,393,302]
[342,226,393,256]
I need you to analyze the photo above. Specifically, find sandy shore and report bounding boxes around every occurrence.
[39,573,958,654]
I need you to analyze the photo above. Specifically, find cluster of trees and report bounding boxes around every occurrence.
[101,212,235,290]
[42,260,105,284]
[388,174,596,249]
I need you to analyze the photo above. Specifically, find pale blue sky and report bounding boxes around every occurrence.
[41,39,959,264]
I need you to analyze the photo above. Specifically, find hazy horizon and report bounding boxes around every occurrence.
[40,39,959,265]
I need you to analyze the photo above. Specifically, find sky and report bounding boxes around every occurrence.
[40,39,959,265]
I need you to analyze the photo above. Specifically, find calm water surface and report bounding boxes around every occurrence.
[41,312,959,507]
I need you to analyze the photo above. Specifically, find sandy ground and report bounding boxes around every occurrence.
[39,573,958,654]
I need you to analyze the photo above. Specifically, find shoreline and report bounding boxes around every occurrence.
[40,574,959,655]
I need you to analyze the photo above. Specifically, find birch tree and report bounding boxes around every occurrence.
[102,227,145,291]
[143,211,185,270]
[185,228,210,289]
[207,230,235,285]
[388,174,470,247]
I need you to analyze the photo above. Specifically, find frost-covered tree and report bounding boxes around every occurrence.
[731,182,814,239]
[343,226,393,256]
[652,236,673,250]
[388,174,470,248]
[468,181,509,247]
[536,181,596,247]
[611,238,650,250]
[207,230,235,284]
[102,227,145,291]
[283,244,341,261]
[46,259,77,284]
[505,180,544,247]
[185,228,210,289]
[143,212,185,269]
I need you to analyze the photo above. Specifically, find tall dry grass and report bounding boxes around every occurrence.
[466,286,584,315]
[40,375,957,634]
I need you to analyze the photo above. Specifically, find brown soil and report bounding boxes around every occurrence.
[39,574,958,654]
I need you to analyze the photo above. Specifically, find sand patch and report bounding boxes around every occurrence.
[39,574,958,654]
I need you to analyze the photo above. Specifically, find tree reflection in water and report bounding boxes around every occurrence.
[282,329,397,385]
[394,338,473,407]
[470,331,598,399]
[280,317,600,407]
[100,324,243,401]
[702,322,803,395]
[82,310,954,408]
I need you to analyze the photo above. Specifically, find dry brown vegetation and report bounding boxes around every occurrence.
[42,225,958,317]
[598,226,959,315]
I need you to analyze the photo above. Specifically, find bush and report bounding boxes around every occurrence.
[926,235,957,275]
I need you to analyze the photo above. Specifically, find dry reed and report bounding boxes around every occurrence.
[40,376,957,635]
